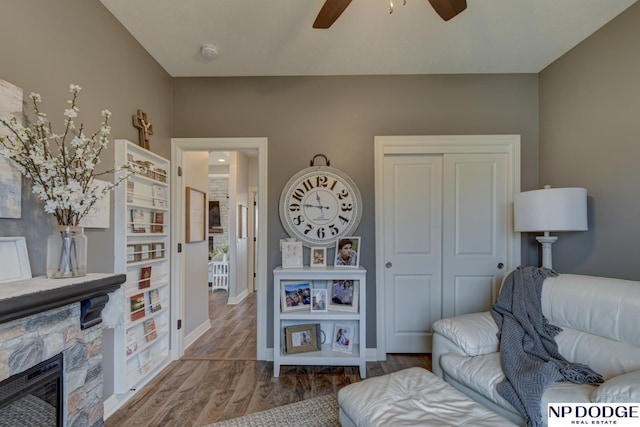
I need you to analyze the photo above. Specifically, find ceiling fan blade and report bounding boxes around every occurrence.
[313,0,353,29]
[428,0,467,21]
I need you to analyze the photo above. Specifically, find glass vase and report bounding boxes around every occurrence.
[46,225,87,279]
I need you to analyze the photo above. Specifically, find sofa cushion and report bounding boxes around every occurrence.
[432,312,499,356]
[591,370,640,403]
[441,353,597,425]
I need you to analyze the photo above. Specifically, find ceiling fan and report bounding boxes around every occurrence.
[313,0,467,29]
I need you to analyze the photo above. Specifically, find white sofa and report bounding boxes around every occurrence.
[432,273,640,426]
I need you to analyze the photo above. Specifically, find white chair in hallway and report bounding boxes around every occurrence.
[208,258,229,292]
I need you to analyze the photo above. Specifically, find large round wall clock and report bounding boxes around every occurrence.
[279,159,362,248]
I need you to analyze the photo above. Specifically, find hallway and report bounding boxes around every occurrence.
[183,290,257,360]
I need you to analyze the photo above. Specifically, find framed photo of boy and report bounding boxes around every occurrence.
[334,236,360,268]
[332,323,354,354]
[310,247,327,268]
[329,280,359,312]
[310,289,328,312]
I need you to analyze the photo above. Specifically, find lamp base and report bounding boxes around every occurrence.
[536,233,557,270]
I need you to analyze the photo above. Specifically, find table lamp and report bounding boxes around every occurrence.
[514,186,588,269]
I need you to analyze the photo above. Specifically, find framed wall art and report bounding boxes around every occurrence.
[186,186,206,243]
[310,247,327,268]
[0,79,23,219]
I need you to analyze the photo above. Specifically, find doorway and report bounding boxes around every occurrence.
[170,138,268,361]
[374,135,521,358]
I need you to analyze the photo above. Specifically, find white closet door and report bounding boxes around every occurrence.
[442,153,508,318]
[383,155,442,353]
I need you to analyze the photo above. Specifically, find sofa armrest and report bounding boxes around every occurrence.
[431,312,499,379]
[591,370,640,403]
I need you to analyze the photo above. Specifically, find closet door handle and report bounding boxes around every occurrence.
[385,262,392,269]
[497,262,504,269]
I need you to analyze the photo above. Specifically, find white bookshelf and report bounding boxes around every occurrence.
[112,139,171,394]
[273,266,366,378]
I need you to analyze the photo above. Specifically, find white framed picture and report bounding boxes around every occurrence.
[334,236,360,268]
[310,289,328,312]
[281,240,303,268]
[332,323,354,354]
[329,280,359,312]
[0,236,32,283]
[310,247,327,268]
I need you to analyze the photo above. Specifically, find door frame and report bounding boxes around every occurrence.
[374,135,521,360]
[171,137,268,361]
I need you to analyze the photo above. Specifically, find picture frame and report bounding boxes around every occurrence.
[332,323,354,354]
[152,242,165,259]
[281,282,311,312]
[310,247,327,268]
[284,323,321,354]
[186,186,206,243]
[0,236,32,283]
[310,289,328,312]
[281,240,303,268]
[208,200,221,231]
[334,236,360,268]
[329,280,359,312]
[0,79,23,220]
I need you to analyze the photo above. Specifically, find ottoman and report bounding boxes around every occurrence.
[338,367,518,426]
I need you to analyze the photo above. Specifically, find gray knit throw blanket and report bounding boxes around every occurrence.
[490,266,604,427]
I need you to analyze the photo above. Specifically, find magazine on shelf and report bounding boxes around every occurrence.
[139,266,152,289]
[130,209,146,233]
[126,330,138,356]
[143,318,158,342]
[127,181,134,203]
[151,212,164,233]
[138,348,153,374]
[152,185,167,208]
[130,293,146,321]
[148,288,161,312]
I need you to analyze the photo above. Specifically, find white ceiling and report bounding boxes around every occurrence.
[100,0,637,77]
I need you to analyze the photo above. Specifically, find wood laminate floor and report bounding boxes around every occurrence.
[105,290,431,427]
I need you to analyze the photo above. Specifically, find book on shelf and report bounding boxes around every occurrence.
[148,288,161,312]
[130,293,146,321]
[138,347,153,375]
[152,185,167,208]
[126,330,138,356]
[127,181,134,203]
[139,266,152,289]
[151,211,164,233]
[143,318,158,342]
[131,208,146,233]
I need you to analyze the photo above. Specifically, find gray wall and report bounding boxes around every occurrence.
[0,0,172,276]
[173,75,540,347]
[539,1,640,280]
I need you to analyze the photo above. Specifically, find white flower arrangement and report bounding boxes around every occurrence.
[0,84,131,226]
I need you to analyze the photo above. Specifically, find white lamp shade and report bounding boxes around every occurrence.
[514,187,588,232]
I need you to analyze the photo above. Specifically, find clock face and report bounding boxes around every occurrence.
[279,166,362,247]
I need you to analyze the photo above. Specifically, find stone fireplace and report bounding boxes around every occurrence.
[0,274,125,427]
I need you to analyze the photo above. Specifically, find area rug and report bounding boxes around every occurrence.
[204,393,340,427]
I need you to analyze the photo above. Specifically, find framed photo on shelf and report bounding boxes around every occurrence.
[310,289,328,312]
[186,186,206,243]
[281,282,311,313]
[329,280,358,312]
[281,240,303,268]
[334,236,360,268]
[332,323,354,354]
[284,323,322,354]
[310,247,327,268]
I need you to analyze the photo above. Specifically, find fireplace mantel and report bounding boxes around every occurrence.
[0,273,126,327]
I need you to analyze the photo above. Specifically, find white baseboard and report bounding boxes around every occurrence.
[184,319,212,350]
[227,289,248,305]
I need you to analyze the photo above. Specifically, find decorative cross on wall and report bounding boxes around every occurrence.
[132,109,153,150]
